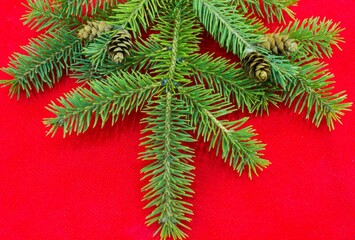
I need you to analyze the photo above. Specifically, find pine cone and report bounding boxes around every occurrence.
[242,51,271,83]
[259,33,298,55]
[108,29,133,63]
[78,21,112,41]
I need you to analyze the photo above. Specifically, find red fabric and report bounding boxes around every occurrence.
[0,1,354,239]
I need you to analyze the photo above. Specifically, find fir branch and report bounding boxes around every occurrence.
[230,0,298,23]
[284,59,352,130]
[59,0,120,18]
[110,0,166,38]
[185,53,281,114]
[193,0,298,89]
[149,3,202,88]
[181,85,268,177]
[22,0,80,32]
[193,0,262,57]
[44,71,161,136]
[278,17,344,59]
[141,92,195,240]
[1,29,82,98]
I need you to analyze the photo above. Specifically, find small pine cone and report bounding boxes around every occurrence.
[108,29,133,63]
[78,21,113,41]
[259,33,298,55]
[242,51,271,83]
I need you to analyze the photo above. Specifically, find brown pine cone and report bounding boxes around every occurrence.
[259,33,298,55]
[242,51,271,83]
[108,29,133,63]
[78,21,113,41]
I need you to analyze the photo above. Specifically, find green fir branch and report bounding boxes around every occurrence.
[22,0,80,32]
[59,0,121,18]
[149,3,202,88]
[44,71,161,136]
[193,0,298,88]
[152,4,202,81]
[193,0,263,56]
[230,0,298,23]
[141,92,195,240]
[110,0,166,38]
[284,59,352,130]
[181,85,269,177]
[278,17,344,59]
[1,29,82,98]
[185,53,282,114]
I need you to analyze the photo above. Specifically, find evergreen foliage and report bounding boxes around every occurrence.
[185,53,281,113]
[193,0,298,89]
[284,59,351,130]
[181,86,268,177]
[44,71,161,136]
[1,29,82,98]
[82,33,112,69]
[1,0,351,239]
[277,17,344,59]
[148,3,202,88]
[230,0,298,23]
[193,0,263,57]
[59,0,120,18]
[141,92,195,240]
[22,0,79,32]
[110,0,167,38]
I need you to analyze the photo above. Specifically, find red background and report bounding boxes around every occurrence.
[0,1,354,239]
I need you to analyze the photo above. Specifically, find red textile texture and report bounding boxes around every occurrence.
[0,1,354,240]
